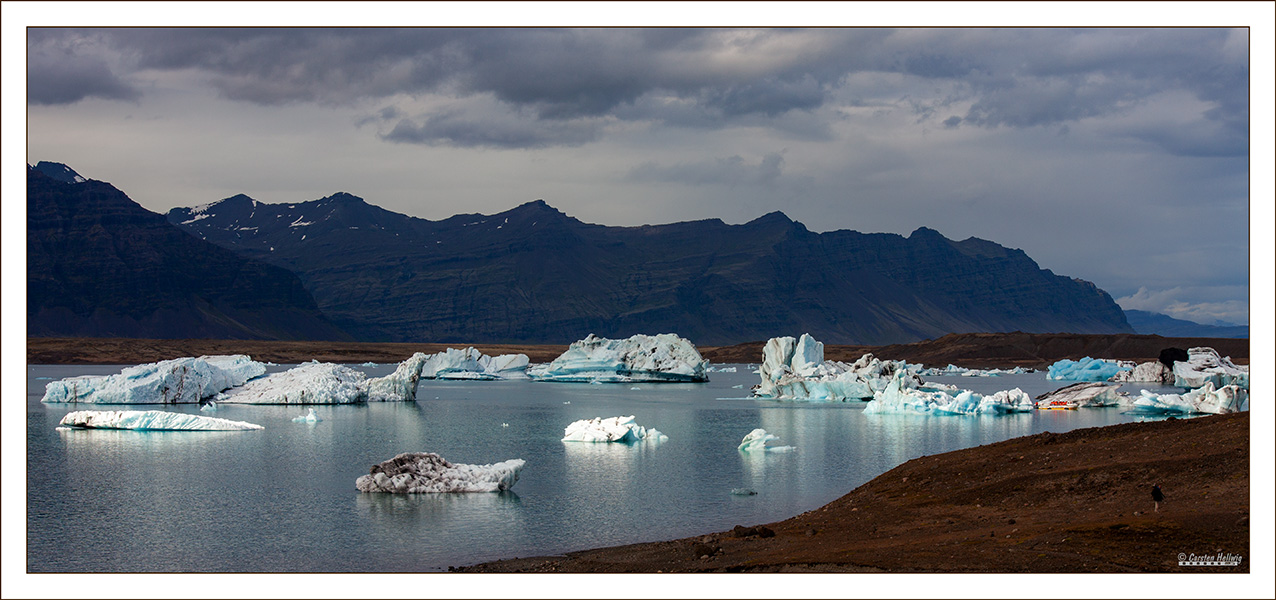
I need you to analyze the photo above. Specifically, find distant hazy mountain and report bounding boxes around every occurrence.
[27,164,352,340]
[1123,309,1248,338]
[168,192,1132,345]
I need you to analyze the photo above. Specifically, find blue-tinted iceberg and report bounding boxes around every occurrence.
[419,347,530,380]
[1126,383,1248,415]
[41,355,266,404]
[355,452,524,493]
[1108,361,1175,384]
[533,333,708,383]
[755,334,921,401]
[561,415,668,443]
[864,372,1034,415]
[292,408,322,423]
[1046,357,1131,382]
[1033,382,1123,408]
[1172,347,1248,390]
[59,409,264,431]
[738,429,795,452]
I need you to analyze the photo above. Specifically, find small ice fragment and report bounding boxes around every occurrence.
[501,423,510,428]
[200,401,217,412]
[292,408,321,423]
[730,488,758,496]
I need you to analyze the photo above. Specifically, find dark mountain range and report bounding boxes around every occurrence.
[1123,309,1248,338]
[27,163,351,341]
[167,192,1132,345]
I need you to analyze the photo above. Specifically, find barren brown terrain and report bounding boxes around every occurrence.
[459,412,1249,573]
[26,332,1247,368]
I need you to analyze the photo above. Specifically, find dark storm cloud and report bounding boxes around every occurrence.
[27,28,1249,155]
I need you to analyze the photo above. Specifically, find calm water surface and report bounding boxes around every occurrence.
[27,363,1187,572]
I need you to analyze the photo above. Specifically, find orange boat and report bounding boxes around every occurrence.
[1037,400,1079,410]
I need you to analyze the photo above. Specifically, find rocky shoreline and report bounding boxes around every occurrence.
[457,413,1250,573]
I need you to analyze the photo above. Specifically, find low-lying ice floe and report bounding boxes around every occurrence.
[1126,382,1248,415]
[561,415,668,443]
[737,429,795,452]
[1033,382,1123,408]
[1046,357,1132,382]
[41,355,266,404]
[1171,347,1248,390]
[863,372,1034,415]
[707,366,738,373]
[730,488,758,496]
[59,410,264,431]
[532,333,708,383]
[355,452,524,493]
[292,408,321,423]
[916,364,1034,377]
[755,334,922,401]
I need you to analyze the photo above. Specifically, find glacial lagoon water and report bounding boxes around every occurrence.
[26,363,1188,573]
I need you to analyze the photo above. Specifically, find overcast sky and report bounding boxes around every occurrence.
[12,8,1274,327]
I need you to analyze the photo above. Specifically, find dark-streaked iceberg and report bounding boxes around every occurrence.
[561,415,668,443]
[41,355,266,404]
[59,409,264,431]
[1172,347,1249,390]
[1033,382,1123,408]
[355,452,524,493]
[1108,360,1175,384]
[532,333,708,383]
[1126,382,1248,415]
[755,334,922,401]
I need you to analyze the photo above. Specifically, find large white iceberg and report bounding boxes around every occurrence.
[738,429,795,452]
[355,452,524,493]
[1172,347,1249,390]
[217,362,369,404]
[533,333,708,383]
[1046,357,1131,382]
[366,353,430,402]
[1109,361,1175,384]
[41,355,267,404]
[1126,382,1248,415]
[561,415,668,443]
[59,410,264,431]
[863,371,1034,415]
[419,347,531,380]
[1033,382,1123,408]
[755,334,922,401]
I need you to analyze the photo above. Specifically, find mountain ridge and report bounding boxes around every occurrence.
[166,189,1132,345]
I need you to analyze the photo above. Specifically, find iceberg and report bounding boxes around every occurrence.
[918,364,1033,377]
[534,333,708,383]
[561,415,668,443]
[1034,382,1123,408]
[365,352,429,402]
[863,371,1034,415]
[1109,361,1175,384]
[59,410,264,431]
[755,334,921,401]
[217,362,369,404]
[41,355,267,404]
[738,429,795,452]
[1126,383,1248,415]
[292,408,322,423]
[200,401,217,412]
[355,452,524,493]
[419,347,531,380]
[1172,347,1249,390]
[1046,357,1131,382]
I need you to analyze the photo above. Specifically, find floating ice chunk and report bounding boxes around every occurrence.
[355,452,524,493]
[361,362,379,367]
[292,408,321,423]
[1172,347,1248,390]
[738,428,795,453]
[730,488,758,496]
[1034,382,1122,408]
[756,334,920,401]
[41,355,267,404]
[365,353,428,402]
[418,348,531,380]
[217,362,368,404]
[1109,361,1175,384]
[561,415,668,443]
[716,366,738,373]
[864,372,1034,415]
[1127,383,1248,415]
[200,402,217,412]
[1046,357,1131,382]
[59,410,264,431]
[534,333,708,383]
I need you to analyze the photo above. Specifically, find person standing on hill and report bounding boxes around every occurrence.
[1152,484,1165,512]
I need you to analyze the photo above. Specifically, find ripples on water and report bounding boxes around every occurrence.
[27,364,1190,572]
